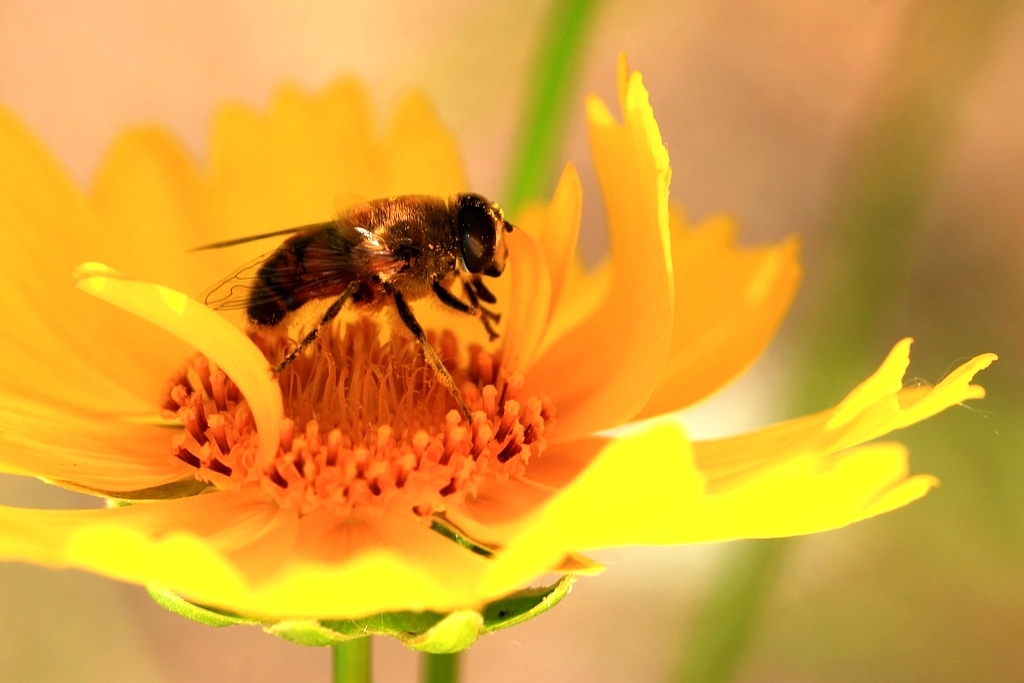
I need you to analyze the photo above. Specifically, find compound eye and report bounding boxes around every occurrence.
[458,199,498,274]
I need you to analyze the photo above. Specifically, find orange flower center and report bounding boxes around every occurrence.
[163,319,553,518]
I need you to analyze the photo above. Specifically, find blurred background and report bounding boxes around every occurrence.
[1,0,1022,681]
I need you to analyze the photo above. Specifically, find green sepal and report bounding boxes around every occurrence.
[403,611,484,653]
[480,574,575,634]
[148,575,575,653]
[146,585,261,627]
[264,619,362,647]
[51,477,211,501]
[269,609,480,653]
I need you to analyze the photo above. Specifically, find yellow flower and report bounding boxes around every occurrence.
[0,57,994,623]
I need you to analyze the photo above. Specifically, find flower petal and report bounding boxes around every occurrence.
[636,209,802,418]
[0,108,188,412]
[0,490,280,568]
[694,340,996,488]
[442,437,609,547]
[74,264,282,469]
[274,511,493,617]
[0,490,294,605]
[536,256,612,358]
[498,165,584,365]
[516,163,583,322]
[385,93,467,196]
[480,419,700,593]
[0,390,188,492]
[443,475,558,546]
[89,126,206,288]
[207,80,387,245]
[0,489,500,619]
[477,343,992,593]
[524,57,673,442]
[679,442,937,542]
[477,421,903,595]
[500,227,552,375]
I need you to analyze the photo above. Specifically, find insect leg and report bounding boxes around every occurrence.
[461,280,502,342]
[470,277,497,304]
[274,282,359,374]
[432,281,476,314]
[392,289,473,423]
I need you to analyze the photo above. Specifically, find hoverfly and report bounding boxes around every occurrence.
[195,193,514,421]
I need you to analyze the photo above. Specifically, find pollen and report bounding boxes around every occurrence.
[163,319,553,518]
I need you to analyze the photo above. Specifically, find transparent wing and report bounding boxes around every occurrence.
[199,251,273,311]
[197,224,405,315]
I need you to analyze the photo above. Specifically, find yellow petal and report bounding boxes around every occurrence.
[88,126,218,296]
[478,343,992,593]
[0,490,496,619]
[498,165,585,362]
[537,256,612,358]
[826,339,993,442]
[0,491,290,607]
[0,389,188,492]
[681,442,937,542]
[74,264,282,469]
[519,163,584,322]
[524,57,673,442]
[0,108,200,408]
[500,227,552,374]
[636,209,802,418]
[443,437,608,547]
[206,80,386,248]
[481,419,700,593]
[0,279,163,417]
[385,93,467,196]
[0,490,279,569]
[444,475,558,546]
[694,341,997,488]
[277,511,492,616]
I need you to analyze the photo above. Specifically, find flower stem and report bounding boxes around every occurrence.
[674,540,788,683]
[503,0,605,215]
[421,652,461,683]
[333,638,372,683]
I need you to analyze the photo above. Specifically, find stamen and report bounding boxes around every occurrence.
[164,318,554,518]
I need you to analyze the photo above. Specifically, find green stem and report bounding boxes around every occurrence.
[333,638,372,683]
[676,540,788,683]
[502,0,605,215]
[421,652,461,683]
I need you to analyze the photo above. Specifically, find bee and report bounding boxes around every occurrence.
[195,193,514,421]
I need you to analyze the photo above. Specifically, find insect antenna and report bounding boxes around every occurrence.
[188,221,335,252]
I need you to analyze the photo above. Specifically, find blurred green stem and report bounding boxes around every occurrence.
[676,540,789,683]
[502,0,606,215]
[333,638,371,683]
[422,652,461,683]
[676,1,1017,681]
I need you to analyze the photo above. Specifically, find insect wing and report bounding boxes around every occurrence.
[200,251,273,311]
[198,224,404,313]
[291,225,405,292]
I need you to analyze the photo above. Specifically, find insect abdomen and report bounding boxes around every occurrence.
[247,249,306,327]
[247,289,289,326]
